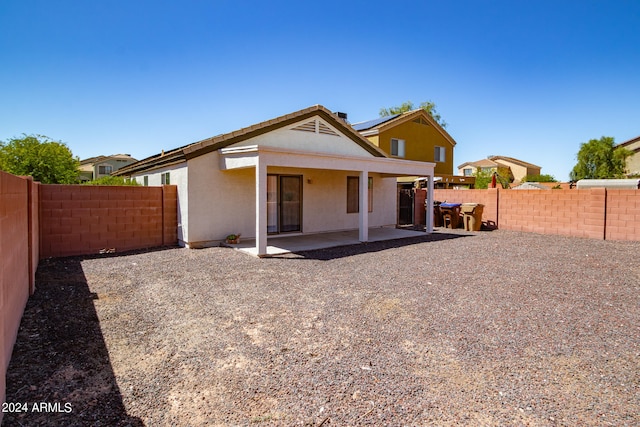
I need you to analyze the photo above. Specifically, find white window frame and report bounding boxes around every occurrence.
[434,146,446,162]
[161,172,170,185]
[390,138,405,158]
[98,165,113,175]
[347,176,373,213]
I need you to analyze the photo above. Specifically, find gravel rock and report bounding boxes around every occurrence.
[4,230,639,426]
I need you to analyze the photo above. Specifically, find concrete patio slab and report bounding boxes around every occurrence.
[226,226,428,256]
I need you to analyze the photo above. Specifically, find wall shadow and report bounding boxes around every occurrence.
[2,257,144,426]
[275,232,474,261]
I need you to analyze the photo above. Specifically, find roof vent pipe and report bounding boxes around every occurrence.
[336,112,348,123]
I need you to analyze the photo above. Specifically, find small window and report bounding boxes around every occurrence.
[143,176,149,186]
[161,172,170,185]
[98,165,113,175]
[463,168,473,176]
[434,146,446,162]
[390,138,405,158]
[347,176,373,213]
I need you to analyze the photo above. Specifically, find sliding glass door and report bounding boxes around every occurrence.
[267,175,301,234]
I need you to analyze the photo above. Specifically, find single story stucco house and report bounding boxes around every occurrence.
[115,105,436,256]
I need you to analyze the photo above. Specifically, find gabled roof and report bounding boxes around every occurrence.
[457,156,540,171]
[79,154,137,165]
[488,156,540,169]
[352,109,457,147]
[115,105,388,176]
[457,159,500,169]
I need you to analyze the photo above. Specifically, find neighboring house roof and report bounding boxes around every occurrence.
[457,156,539,170]
[351,109,457,147]
[79,154,137,165]
[488,155,541,169]
[512,182,550,190]
[457,159,500,169]
[115,105,389,176]
[615,135,640,152]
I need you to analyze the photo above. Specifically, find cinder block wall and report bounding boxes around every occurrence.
[606,190,640,241]
[162,185,178,245]
[499,189,606,239]
[431,188,640,241]
[0,172,38,414]
[40,185,178,258]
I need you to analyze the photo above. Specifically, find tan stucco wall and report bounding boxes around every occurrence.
[370,120,454,175]
[494,160,540,182]
[185,151,397,246]
[134,163,188,244]
[624,140,640,175]
[187,152,256,245]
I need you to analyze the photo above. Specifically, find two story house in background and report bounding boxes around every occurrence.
[79,154,139,182]
[352,109,456,175]
[458,155,541,186]
[615,135,640,177]
[352,109,462,224]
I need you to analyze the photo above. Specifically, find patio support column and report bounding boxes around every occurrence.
[425,174,434,233]
[359,169,369,242]
[255,158,268,256]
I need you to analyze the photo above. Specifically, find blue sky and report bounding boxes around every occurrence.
[1,0,639,180]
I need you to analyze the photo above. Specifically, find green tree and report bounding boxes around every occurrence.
[473,168,511,189]
[522,174,557,182]
[0,134,79,183]
[570,136,631,181]
[380,100,447,128]
[473,169,492,189]
[82,176,140,186]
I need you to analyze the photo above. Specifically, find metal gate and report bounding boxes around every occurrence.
[398,188,414,225]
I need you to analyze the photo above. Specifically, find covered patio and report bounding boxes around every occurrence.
[219,145,436,257]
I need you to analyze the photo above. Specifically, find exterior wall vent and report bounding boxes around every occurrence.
[292,120,316,133]
[318,122,339,136]
[292,119,340,137]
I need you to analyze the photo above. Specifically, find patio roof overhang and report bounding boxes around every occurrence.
[219,145,436,257]
[219,145,434,177]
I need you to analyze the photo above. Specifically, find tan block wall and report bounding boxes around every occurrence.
[40,185,178,258]
[606,190,640,241]
[0,172,38,413]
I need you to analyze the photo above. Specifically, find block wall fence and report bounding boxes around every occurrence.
[425,188,640,241]
[1,174,177,416]
[40,184,178,258]
[0,172,39,410]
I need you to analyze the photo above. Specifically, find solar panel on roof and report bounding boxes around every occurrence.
[351,114,400,131]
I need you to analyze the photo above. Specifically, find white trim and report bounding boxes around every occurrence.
[359,170,369,242]
[219,145,433,176]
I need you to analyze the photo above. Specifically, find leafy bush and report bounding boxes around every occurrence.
[82,176,139,186]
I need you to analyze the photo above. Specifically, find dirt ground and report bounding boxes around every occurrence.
[3,230,639,426]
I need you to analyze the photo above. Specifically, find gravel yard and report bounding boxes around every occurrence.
[4,229,640,426]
